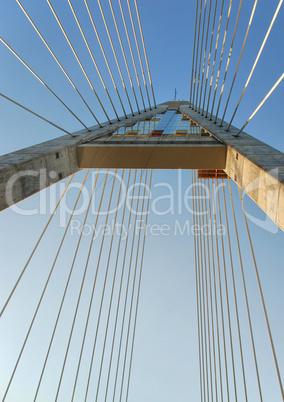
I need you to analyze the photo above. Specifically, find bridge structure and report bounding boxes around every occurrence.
[0,0,283,401]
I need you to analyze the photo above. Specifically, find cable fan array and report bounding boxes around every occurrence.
[0,169,152,401]
[0,0,156,135]
[190,0,283,133]
[191,171,284,401]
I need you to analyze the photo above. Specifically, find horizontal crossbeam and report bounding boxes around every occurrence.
[1,101,283,232]
[180,105,284,231]
[0,106,166,211]
[77,141,226,170]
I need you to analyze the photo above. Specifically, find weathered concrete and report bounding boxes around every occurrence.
[180,105,284,231]
[1,100,283,231]
[0,139,79,211]
[0,105,167,211]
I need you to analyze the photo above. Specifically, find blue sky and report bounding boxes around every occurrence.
[0,0,284,401]
[0,0,283,152]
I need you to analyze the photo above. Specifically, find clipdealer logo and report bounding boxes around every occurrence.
[4,168,280,234]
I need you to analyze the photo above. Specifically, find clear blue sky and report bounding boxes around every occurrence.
[0,1,283,401]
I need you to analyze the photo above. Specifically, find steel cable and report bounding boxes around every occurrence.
[84,169,125,402]
[239,186,284,400]
[0,93,73,136]
[56,169,110,402]
[222,181,248,401]
[66,0,114,122]
[56,170,110,401]
[97,0,134,115]
[33,169,101,401]
[123,170,151,401]
[201,0,219,114]
[220,0,258,126]
[217,181,237,401]
[214,0,243,122]
[83,0,127,120]
[208,178,224,401]
[203,178,219,401]
[236,72,284,136]
[85,169,124,401]
[118,0,146,111]
[134,0,157,108]
[0,175,74,318]
[201,179,214,401]
[0,38,89,131]
[190,0,200,107]
[227,0,283,130]
[46,0,112,123]
[191,171,205,402]
[69,171,112,400]
[109,0,140,113]
[2,169,90,402]
[125,170,152,401]
[16,0,101,126]
[94,170,132,401]
[194,172,207,401]
[209,0,233,120]
[211,178,230,400]
[192,0,204,109]
[198,0,213,113]
[205,0,225,117]
[197,176,211,401]
[104,170,138,401]
[126,0,151,110]
[112,170,144,401]
[195,0,208,110]
[228,179,263,401]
